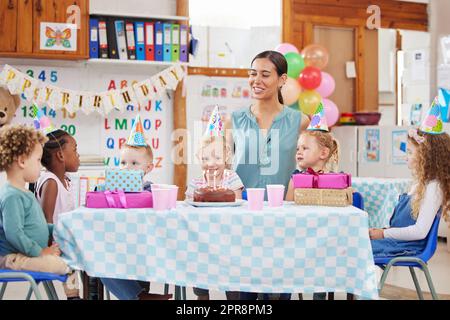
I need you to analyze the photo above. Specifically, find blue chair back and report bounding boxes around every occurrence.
[242,189,247,200]
[416,213,441,262]
[352,192,364,210]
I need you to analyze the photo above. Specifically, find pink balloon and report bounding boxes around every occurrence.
[316,72,335,98]
[274,43,299,55]
[323,99,339,127]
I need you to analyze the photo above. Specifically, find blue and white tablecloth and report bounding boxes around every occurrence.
[54,202,379,299]
[352,178,412,228]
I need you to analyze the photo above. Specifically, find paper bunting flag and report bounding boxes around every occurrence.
[126,115,147,147]
[307,102,329,132]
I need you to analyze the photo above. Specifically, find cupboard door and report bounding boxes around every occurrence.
[33,0,88,58]
[0,0,18,52]
[17,0,33,53]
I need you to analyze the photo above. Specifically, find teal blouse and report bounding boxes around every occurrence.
[231,106,301,196]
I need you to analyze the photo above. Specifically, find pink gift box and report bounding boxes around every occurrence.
[86,191,153,209]
[292,171,351,189]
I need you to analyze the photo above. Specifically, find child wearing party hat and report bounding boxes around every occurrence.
[119,115,154,191]
[99,114,172,300]
[186,106,244,301]
[0,123,82,299]
[369,98,450,258]
[285,102,340,201]
[280,102,340,300]
[34,105,80,225]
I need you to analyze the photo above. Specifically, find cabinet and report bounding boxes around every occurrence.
[0,0,89,59]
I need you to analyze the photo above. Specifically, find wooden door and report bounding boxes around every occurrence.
[17,0,34,53]
[0,0,18,52]
[313,26,355,113]
[32,0,88,58]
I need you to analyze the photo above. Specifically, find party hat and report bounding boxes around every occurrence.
[420,97,444,135]
[204,105,224,137]
[32,104,57,135]
[307,102,329,132]
[126,115,148,147]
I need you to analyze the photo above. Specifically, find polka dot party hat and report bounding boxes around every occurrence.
[204,105,224,137]
[420,97,444,135]
[307,102,329,132]
[32,104,57,135]
[126,115,148,147]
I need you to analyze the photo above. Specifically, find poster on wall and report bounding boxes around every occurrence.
[40,23,77,51]
[392,130,408,165]
[364,128,380,162]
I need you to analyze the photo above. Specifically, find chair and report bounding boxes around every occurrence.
[0,269,67,300]
[352,191,364,210]
[375,213,441,300]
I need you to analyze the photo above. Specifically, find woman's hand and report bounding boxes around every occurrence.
[40,243,61,256]
[369,228,385,240]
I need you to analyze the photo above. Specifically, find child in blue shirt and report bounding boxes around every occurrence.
[0,124,80,299]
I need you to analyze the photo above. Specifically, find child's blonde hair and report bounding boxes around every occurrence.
[301,130,340,172]
[408,130,450,221]
[198,135,232,169]
[0,124,48,171]
[123,144,154,162]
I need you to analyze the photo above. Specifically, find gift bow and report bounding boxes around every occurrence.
[306,167,324,188]
[104,190,128,208]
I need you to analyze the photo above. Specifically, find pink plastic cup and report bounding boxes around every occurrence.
[152,188,170,211]
[167,185,179,209]
[266,185,285,207]
[246,188,265,211]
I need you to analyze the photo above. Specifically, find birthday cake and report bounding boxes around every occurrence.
[193,187,236,202]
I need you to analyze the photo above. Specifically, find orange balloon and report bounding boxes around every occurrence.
[301,44,329,70]
[281,78,302,106]
[298,90,322,115]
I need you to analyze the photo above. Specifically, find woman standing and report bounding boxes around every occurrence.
[224,51,309,300]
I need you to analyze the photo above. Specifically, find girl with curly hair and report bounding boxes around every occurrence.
[369,102,450,257]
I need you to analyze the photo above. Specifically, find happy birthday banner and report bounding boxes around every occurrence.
[0,63,185,115]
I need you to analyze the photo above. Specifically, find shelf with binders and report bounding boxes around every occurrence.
[86,58,189,67]
[89,14,190,64]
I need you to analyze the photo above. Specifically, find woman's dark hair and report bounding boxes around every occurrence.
[41,129,70,168]
[251,50,288,104]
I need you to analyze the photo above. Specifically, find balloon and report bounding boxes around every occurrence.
[275,43,299,55]
[299,66,322,90]
[301,44,329,70]
[316,72,335,98]
[281,78,302,106]
[285,52,305,79]
[323,98,339,127]
[298,90,321,115]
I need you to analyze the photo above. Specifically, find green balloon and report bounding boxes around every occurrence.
[285,52,305,79]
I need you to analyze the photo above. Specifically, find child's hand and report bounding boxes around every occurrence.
[369,228,385,240]
[40,243,61,256]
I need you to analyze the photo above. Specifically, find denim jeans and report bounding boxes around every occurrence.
[100,278,144,300]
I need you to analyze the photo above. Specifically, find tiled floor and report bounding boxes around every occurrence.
[2,240,449,300]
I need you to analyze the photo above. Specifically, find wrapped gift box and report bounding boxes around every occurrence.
[105,169,143,192]
[86,191,153,209]
[292,171,351,189]
[294,188,353,207]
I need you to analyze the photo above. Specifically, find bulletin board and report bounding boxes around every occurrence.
[6,63,174,184]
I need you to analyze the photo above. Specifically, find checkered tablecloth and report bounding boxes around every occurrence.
[352,178,412,228]
[54,202,379,299]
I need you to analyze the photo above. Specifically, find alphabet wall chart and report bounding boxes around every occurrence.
[4,63,175,184]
